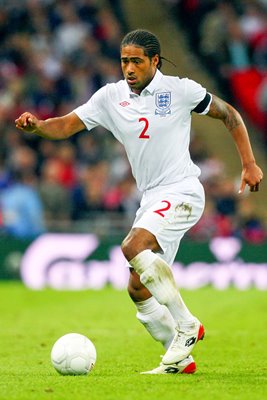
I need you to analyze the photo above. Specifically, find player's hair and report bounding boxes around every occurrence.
[121,29,175,70]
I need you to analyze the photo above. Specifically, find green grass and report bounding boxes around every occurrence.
[0,282,266,400]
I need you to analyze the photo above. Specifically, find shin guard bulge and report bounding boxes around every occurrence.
[129,250,194,324]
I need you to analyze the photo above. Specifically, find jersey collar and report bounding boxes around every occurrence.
[143,69,163,95]
[127,69,163,97]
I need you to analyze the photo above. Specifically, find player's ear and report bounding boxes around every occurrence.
[152,54,159,67]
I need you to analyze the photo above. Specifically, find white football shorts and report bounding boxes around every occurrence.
[131,177,205,266]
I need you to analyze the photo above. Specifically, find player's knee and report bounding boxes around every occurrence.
[121,228,159,261]
[121,235,136,261]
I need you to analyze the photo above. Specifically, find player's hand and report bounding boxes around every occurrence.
[239,162,263,194]
[15,112,39,134]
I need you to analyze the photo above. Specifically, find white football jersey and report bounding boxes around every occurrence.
[73,69,211,191]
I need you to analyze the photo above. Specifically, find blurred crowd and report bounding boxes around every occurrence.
[165,0,267,141]
[0,0,140,237]
[0,0,266,243]
[189,133,266,244]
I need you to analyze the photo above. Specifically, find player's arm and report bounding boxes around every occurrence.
[207,94,263,193]
[15,111,85,140]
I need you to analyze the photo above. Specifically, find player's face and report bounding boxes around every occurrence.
[121,45,159,94]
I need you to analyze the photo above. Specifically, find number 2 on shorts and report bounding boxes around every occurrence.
[153,200,171,217]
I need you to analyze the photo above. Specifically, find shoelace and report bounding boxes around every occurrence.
[168,322,199,351]
[168,331,185,351]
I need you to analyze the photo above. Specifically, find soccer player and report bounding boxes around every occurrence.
[15,29,263,374]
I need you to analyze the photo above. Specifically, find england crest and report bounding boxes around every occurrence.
[155,92,171,116]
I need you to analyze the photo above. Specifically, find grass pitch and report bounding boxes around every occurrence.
[0,282,266,400]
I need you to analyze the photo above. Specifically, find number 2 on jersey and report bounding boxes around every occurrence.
[138,117,150,139]
[153,200,171,217]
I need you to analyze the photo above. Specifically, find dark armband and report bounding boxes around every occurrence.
[192,93,212,114]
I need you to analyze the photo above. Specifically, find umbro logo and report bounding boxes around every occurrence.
[119,101,130,107]
[185,337,196,347]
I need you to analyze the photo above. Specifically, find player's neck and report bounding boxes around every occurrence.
[132,88,142,95]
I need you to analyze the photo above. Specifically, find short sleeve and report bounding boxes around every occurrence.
[73,86,109,131]
[184,78,211,114]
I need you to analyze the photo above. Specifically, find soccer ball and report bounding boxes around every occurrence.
[51,333,97,375]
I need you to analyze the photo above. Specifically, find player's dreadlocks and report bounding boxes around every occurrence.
[121,29,176,70]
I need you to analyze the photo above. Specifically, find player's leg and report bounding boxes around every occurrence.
[123,227,197,327]
[127,267,197,374]
[122,227,203,365]
[128,268,176,349]
[122,179,205,364]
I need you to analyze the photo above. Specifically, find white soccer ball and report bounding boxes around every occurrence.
[51,333,97,375]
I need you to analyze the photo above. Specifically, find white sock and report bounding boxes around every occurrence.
[135,297,175,349]
[129,250,196,326]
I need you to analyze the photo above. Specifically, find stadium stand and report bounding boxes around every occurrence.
[0,0,266,243]
[165,0,267,139]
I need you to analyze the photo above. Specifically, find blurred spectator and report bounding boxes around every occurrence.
[190,178,240,240]
[38,159,72,224]
[198,2,237,81]
[0,159,11,190]
[51,142,77,189]
[37,140,58,168]
[104,174,141,218]
[7,145,38,176]
[257,76,267,137]
[239,2,266,48]
[238,198,266,243]
[108,142,132,184]
[189,199,218,240]
[190,134,225,183]
[226,19,251,70]
[53,3,90,58]
[167,0,267,134]
[71,161,109,220]
[76,133,102,166]
[0,170,45,238]
[213,179,238,216]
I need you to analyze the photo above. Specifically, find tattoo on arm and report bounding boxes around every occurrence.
[208,95,242,132]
